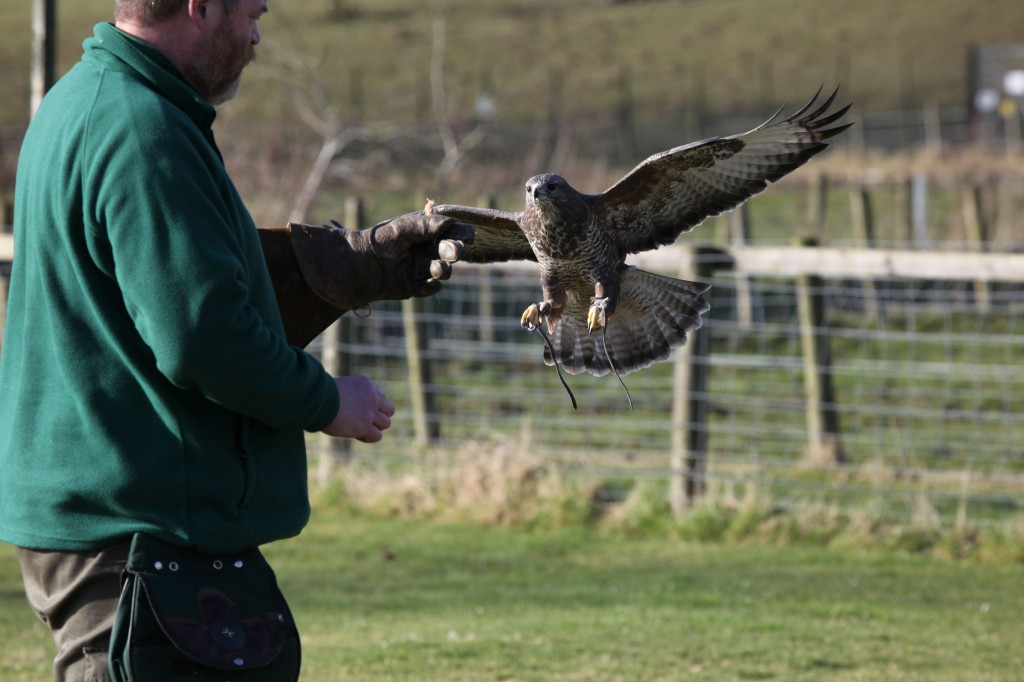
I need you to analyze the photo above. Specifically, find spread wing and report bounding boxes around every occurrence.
[429,204,537,263]
[595,85,852,255]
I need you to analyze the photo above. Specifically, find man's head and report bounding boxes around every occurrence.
[114,0,244,29]
[114,0,266,105]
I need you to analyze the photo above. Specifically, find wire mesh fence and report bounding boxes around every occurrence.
[307,254,1024,529]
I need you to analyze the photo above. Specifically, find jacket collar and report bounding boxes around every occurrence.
[84,22,218,134]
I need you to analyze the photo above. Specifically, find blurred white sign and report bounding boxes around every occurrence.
[1004,70,1024,97]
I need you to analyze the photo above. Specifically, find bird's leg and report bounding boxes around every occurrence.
[522,279,566,333]
[587,281,610,335]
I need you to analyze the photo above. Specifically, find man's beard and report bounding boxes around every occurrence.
[208,75,242,106]
[195,25,255,105]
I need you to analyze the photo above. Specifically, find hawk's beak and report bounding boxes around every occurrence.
[529,182,553,203]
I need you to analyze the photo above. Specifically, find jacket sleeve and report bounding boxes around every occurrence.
[84,99,339,432]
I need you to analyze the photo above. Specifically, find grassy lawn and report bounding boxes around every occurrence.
[2,507,1021,681]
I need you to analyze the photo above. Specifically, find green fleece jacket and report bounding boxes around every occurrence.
[0,24,340,553]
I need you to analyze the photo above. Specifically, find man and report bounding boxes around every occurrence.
[0,0,472,679]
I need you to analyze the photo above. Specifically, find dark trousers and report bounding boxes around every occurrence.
[16,540,131,682]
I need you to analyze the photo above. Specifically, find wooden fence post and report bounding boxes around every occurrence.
[911,172,930,248]
[728,203,754,330]
[795,237,844,465]
[403,296,438,447]
[924,103,943,155]
[849,183,880,320]
[404,192,439,447]
[807,172,829,243]
[1,190,12,229]
[670,246,714,516]
[317,197,363,485]
[956,462,973,531]
[961,184,991,313]
[993,176,1017,248]
[894,172,931,249]
[848,106,866,157]
[896,177,912,247]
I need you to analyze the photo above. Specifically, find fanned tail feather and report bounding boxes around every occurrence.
[542,268,710,377]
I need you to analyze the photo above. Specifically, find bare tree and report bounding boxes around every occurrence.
[427,1,495,194]
[258,37,409,224]
[257,41,348,223]
[256,2,550,221]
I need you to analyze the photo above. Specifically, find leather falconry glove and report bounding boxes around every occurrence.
[258,213,475,347]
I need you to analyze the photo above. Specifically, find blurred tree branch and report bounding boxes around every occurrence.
[428,1,494,195]
[251,2,551,221]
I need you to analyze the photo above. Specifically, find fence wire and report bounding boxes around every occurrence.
[307,261,1024,528]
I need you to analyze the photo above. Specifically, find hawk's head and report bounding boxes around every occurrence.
[524,174,589,226]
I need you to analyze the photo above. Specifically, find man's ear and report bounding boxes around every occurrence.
[188,0,211,27]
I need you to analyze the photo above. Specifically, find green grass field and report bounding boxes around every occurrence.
[2,506,1022,681]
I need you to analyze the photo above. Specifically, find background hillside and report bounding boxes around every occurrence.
[4,0,1024,125]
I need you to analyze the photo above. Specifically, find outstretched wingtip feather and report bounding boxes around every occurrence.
[806,101,853,131]
[756,98,792,130]
[802,84,840,122]
[783,83,826,123]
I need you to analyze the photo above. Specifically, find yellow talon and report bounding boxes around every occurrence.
[521,303,542,331]
[587,298,608,335]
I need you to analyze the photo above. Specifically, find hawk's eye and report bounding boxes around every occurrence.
[547,183,558,193]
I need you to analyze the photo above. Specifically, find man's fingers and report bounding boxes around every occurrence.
[429,260,452,281]
[357,408,393,443]
[358,427,383,444]
[376,390,396,416]
[325,375,397,442]
[437,239,466,263]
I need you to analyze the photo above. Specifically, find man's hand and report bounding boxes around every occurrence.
[287,213,475,313]
[355,212,476,299]
[321,376,396,443]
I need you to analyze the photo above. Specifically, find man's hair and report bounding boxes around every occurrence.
[114,0,239,25]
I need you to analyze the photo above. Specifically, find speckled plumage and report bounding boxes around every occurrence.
[432,87,851,377]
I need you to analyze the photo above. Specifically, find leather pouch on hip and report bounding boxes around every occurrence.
[108,534,300,681]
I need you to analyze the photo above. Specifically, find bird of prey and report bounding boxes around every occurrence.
[430,86,851,400]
